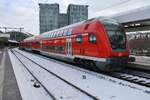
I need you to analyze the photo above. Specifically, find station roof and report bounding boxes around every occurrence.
[111,5,150,24]
[0,33,10,38]
[8,40,19,43]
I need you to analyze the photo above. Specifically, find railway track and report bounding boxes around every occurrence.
[109,72,150,88]
[11,50,56,100]
[123,68,150,79]
[13,49,150,95]
[11,49,99,100]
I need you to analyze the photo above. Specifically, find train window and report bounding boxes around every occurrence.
[60,30,63,37]
[56,31,59,37]
[50,33,52,38]
[56,32,59,37]
[55,31,58,37]
[58,31,62,37]
[54,32,56,38]
[48,34,50,38]
[53,32,57,38]
[57,31,60,37]
[54,32,57,37]
[49,33,51,38]
[66,28,69,36]
[63,29,67,36]
[51,32,54,38]
[53,32,56,37]
[75,35,82,43]
[89,34,96,44]
[52,33,54,37]
[68,28,72,36]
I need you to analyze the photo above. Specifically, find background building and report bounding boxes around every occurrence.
[0,31,32,47]
[0,31,9,47]
[58,13,68,28]
[0,30,3,34]
[39,3,88,33]
[67,4,88,24]
[39,3,59,34]
[6,31,33,42]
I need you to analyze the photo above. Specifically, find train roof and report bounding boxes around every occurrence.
[97,16,120,25]
[41,21,85,35]
[22,16,119,42]
[39,16,118,35]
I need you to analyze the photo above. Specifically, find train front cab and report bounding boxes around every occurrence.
[72,18,130,71]
[95,17,130,71]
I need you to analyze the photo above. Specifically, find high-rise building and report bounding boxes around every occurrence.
[39,3,88,33]
[39,3,59,34]
[58,13,68,28]
[67,4,88,24]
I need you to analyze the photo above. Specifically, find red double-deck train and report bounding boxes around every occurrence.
[20,17,133,71]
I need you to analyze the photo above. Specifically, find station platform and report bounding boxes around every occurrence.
[128,56,150,71]
[0,48,22,100]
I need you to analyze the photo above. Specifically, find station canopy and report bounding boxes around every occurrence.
[111,5,150,32]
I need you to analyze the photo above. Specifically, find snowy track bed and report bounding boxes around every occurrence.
[10,48,150,100]
[9,50,53,100]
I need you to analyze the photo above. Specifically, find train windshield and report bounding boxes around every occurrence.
[99,17,126,51]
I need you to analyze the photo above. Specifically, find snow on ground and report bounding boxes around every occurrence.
[8,50,53,100]
[14,51,93,100]
[16,48,150,100]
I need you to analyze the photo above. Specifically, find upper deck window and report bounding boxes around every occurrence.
[63,29,68,36]
[59,30,63,37]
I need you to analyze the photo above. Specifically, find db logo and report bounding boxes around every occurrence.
[118,53,122,56]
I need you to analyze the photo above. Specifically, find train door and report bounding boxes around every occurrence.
[66,28,72,56]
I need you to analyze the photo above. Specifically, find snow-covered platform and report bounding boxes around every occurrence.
[9,48,150,100]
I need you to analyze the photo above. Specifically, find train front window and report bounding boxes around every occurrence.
[108,30,125,48]
[89,34,96,44]
[105,24,126,50]
[100,18,126,51]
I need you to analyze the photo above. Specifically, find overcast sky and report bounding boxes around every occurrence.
[0,0,150,35]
